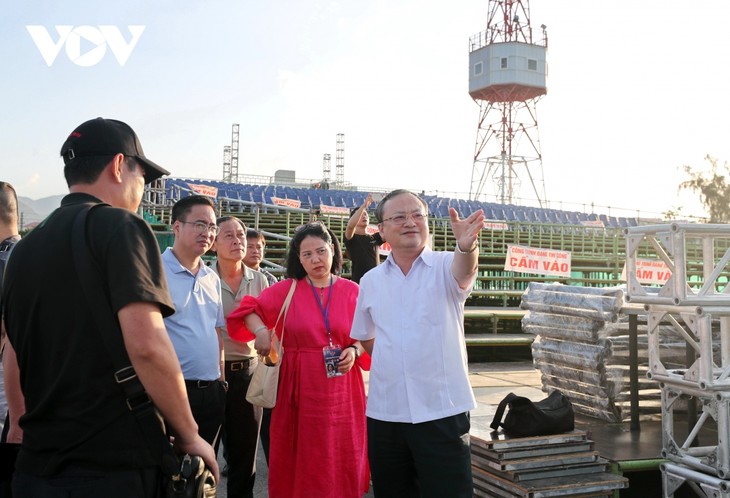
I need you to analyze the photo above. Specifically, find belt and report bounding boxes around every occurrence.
[184,379,218,389]
[225,358,254,372]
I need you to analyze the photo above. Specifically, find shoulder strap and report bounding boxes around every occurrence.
[72,203,179,475]
[490,392,519,431]
[274,278,297,349]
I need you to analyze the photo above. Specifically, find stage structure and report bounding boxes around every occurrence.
[335,133,345,189]
[468,0,548,206]
[222,123,240,183]
[322,153,331,184]
[222,146,231,182]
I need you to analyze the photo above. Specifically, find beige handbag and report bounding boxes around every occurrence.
[245,279,297,408]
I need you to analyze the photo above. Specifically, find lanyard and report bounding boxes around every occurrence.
[308,275,334,347]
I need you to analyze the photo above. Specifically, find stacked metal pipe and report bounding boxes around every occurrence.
[521,282,663,422]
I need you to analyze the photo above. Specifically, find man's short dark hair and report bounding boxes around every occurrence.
[0,182,18,228]
[171,195,217,222]
[246,228,266,246]
[215,216,246,234]
[374,189,428,223]
[63,156,138,187]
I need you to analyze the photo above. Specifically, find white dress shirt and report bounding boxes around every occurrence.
[351,247,477,423]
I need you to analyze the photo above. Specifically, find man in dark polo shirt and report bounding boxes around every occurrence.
[1,118,218,497]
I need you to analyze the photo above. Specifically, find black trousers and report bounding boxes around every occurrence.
[177,379,226,454]
[367,413,472,498]
[222,359,262,498]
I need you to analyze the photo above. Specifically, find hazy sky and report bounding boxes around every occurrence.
[2,0,729,220]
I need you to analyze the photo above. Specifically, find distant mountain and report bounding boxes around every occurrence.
[18,194,64,227]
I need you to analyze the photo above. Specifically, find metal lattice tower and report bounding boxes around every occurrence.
[335,133,344,188]
[221,124,240,183]
[230,123,239,183]
[322,153,331,182]
[222,145,232,182]
[468,0,548,206]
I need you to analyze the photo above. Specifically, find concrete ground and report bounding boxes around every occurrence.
[0,360,540,497]
[215,361,541,497]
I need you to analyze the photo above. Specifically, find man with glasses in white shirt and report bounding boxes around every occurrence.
[162,195,227,453]
[350,189,485,498]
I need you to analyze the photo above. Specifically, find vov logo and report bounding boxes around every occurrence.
[26,25,145,67]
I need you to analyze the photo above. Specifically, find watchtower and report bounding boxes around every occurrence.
[468,0,548,205]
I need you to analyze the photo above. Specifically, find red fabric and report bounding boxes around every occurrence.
[227,277,370,498]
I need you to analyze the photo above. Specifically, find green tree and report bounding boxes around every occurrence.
[663,206,683,221]
[679,155,730,223]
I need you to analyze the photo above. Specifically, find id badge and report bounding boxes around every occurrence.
[323,344,343,378]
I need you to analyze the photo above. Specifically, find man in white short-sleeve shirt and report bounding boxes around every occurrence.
[350,189,485,498]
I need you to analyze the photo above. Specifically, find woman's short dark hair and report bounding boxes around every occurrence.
[285,221,343,280]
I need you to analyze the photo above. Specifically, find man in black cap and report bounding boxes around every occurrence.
[1,118,218,497]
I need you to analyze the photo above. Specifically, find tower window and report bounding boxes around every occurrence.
[474,62,483,76]
[501,57,508,69]
[528,59,537,71]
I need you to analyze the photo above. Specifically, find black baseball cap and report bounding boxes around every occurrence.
[60,117,170,183]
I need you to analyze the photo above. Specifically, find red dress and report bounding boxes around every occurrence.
[227,277,370,498]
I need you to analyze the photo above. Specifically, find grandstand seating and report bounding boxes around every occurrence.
[159,178,639,228]
[140,179,657,355]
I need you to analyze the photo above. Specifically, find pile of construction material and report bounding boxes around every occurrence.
[521,282,666,422]
[471,429,628,497]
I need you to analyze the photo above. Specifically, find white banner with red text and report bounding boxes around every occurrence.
[504,244,572,277]
[621,258,672,285]
[187,184,218,198]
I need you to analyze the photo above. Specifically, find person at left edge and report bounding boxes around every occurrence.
[0,181,21,440]
[162,195,227,452]
[2,117,218,498]
[0,181,21,498]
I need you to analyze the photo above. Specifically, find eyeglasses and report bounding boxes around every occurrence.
[381,212,428,225]
[180,221,220,235]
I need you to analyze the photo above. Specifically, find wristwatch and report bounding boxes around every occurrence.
[348,345,360,359]
[455,241,478,254]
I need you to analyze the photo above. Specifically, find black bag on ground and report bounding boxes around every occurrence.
[490,390,574,437]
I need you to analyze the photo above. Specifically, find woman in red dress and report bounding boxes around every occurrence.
[227,222,370,498]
